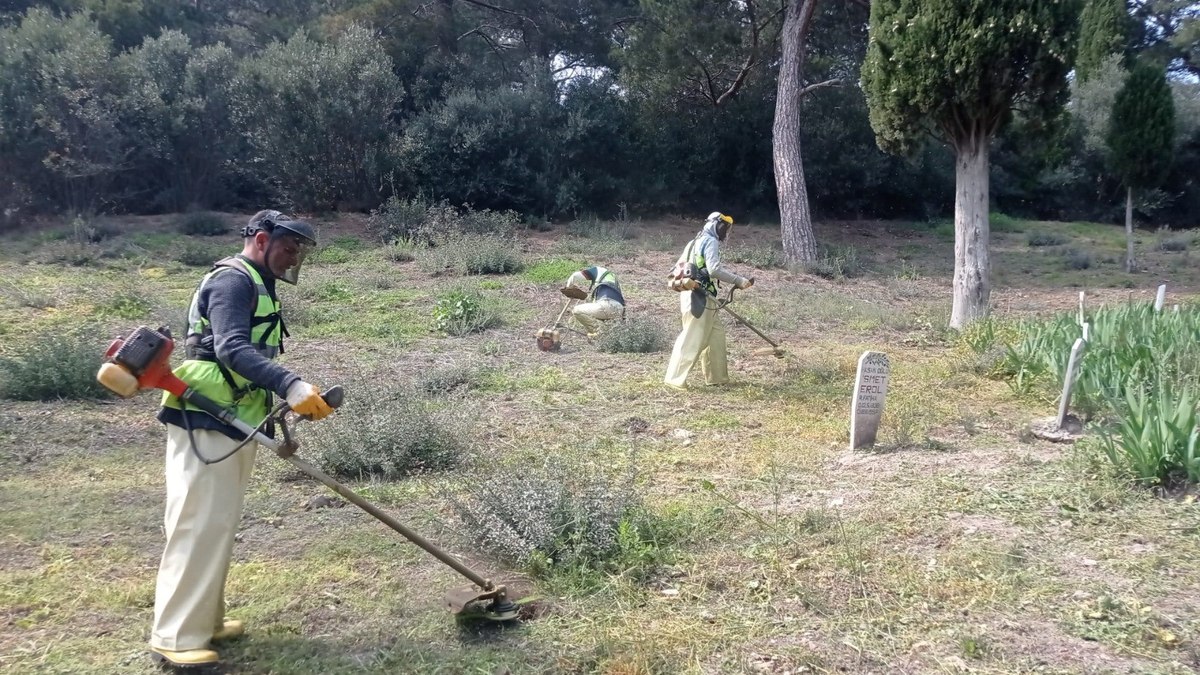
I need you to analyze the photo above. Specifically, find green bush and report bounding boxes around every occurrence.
[1062,248,1092,270]
[177,212,228,237]
[0,327,111,401]
[1099,384,1200,487]
[1027,230,1068,247]
[369,197,522,244]
[175,240,225,267]
[432,288,502,336]
[97,290,152,320]
[596,316,669,354]
[309,386,464,480]
[448,451,674,578]
[989,212,1027,233]
[1158,236,1189,252]
[419,234,523,276]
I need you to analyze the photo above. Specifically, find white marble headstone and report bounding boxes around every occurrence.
[851,351,890,450]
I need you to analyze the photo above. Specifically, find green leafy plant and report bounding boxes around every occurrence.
[1027,230,1068,247]
[432,288,501,336]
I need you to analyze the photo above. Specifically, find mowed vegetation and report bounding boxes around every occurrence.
[3,212,1200,674]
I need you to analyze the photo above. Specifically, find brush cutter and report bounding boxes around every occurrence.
[716,286,786,358]
[96,326,522,622]
[535,286,589,351]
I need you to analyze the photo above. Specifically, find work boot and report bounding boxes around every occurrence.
[149,646,220,669]
[211,618,244,642]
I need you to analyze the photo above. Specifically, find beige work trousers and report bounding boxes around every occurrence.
[664,296,728,388]
[572,297,624,333]
[150,425,257,651]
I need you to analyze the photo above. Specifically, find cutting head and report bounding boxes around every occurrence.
[445,584,520,622]
[535,328,561,352]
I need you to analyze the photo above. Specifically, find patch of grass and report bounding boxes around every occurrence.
[417,362,489,397]
[96,289,152,320]
[382,238,423,263]
[523,259,584,284]
[990,211,1027,233]
[419,234,523,276]
[176,211,228,236]
[567,217,636,240]
[724,241,785,269]
[0,326,111,400]
[595,316,669,353]
[175,240,226,267]
[308,385,466,480]
[313,245,352,265]
[1157,235,1189,252]
[802,244,864,280]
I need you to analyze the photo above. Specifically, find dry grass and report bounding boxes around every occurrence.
[2,214,1200,674]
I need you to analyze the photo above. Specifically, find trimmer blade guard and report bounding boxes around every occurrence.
[560,286,587,300]
[535,328,561,352]
[445,584,519,621]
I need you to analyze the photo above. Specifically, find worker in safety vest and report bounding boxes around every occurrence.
[149,210,334,669]
[565,265,625,336]
[664,211,754,388]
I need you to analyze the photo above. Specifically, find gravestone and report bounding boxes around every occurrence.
[1155,284,1167,311]
[850,351,890,450]
[1078,291,1085,327]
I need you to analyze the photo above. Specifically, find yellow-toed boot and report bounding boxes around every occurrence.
[211,618,244,642]
[150,646,220,668]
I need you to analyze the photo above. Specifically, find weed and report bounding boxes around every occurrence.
[432,288,502,336]
[802,244,864,280]
[990,211,1027,233]
[177,211,228,237]
[894,261,921,281]
[314,246,352,265]
[0,279,55,309]
[383,239,423,263]
[0,326,111,400]
[97,290,152,320]
[1158,236,1189,252]
[419,234,523,276]
[369,197,521,244]
[595,316,669,354]
[1028,230,1068,247]
[309,385,466,480]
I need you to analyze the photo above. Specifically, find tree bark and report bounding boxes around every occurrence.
[949,129,991,329]
[773,0,820,265]
[1125,186,1134,273]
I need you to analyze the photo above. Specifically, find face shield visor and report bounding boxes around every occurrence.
[707,212,735,241]
[244,210,318,285]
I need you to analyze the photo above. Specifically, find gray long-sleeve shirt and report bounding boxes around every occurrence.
[157,255,300,439]
[677,220,748,313]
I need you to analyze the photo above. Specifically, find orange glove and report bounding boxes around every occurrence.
[285,381,334,420]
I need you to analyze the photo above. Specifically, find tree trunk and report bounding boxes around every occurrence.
[1125,186,1135,273]
[949,130,991,329]
[773,0,820,265]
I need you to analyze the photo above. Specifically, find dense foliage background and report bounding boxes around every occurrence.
[0,1,1195,227]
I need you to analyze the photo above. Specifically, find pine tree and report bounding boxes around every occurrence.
[1076,0,1128,82]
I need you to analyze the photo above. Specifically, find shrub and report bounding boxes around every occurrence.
[177,212,228,237]
[369,197,523,244]
[596,316,669,353]
[1158,236,1189,252]
[448,450,673,577]
[989,212,1026,233]
[97,290,152,320]
[309,386,465,480]
[1062,248,1092,270]
[1027,230,1068,247]
[383,239,423,263]
[432,288,502,336]
[176,240,225,267]
[419,234,523,276]
[0,326,111,400]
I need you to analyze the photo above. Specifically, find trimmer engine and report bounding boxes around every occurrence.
[97,326,184,398]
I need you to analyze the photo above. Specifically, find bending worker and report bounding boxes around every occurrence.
[150,210,335,669]
[565,265,625,336]
[664,211,754,389]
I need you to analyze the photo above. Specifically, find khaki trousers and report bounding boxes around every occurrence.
[664,297,728,388]
[572,297,624,333]
[150,425,256,651]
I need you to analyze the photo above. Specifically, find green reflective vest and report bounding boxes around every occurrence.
[160,257,283,426]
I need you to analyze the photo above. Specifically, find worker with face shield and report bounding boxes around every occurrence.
[149,210,332,669]
[664,211,754,389]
